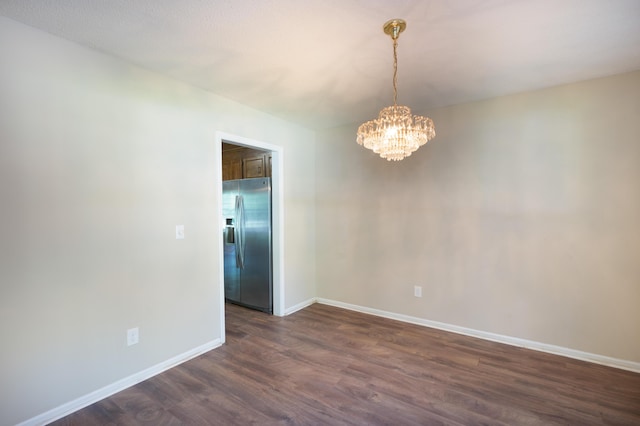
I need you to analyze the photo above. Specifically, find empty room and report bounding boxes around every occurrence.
[1,1,639,425]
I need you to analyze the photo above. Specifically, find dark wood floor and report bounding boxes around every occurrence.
[53,303,640,425]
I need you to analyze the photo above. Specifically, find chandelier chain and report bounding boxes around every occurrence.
[392,38,398,106]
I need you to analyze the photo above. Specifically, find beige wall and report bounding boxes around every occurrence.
[0,17,315,425]
[316,71,640,363]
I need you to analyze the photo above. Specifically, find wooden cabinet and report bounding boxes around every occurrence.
[243,155,265,178]
[222,143,272,181]
[266,154,272,178]
[222,158,242,181]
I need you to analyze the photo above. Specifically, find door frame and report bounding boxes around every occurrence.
[215,132,285,342]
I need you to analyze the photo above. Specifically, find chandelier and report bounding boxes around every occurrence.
[357,19,435,161]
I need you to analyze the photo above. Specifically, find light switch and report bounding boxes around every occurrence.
[127,327,139,346]
[176,225,184,239]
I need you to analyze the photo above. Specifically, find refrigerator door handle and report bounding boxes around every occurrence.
[235,195,246,269]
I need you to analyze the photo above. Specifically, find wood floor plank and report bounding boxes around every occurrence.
[50,302,640,425]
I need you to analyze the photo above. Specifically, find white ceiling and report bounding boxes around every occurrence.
[1,0,639,130]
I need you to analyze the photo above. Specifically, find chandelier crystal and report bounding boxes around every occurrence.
[357,19,435,161]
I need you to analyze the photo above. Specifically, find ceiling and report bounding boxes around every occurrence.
[1,0,639,130]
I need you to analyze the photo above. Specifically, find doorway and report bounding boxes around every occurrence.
[222,142,272,313]
[215,132,284,343]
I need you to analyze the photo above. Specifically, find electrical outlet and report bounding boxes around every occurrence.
[176,225,184,239]
[414,286,422,298]
[127,327,139,346]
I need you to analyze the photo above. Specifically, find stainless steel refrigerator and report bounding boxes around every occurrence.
[222,178,272,313]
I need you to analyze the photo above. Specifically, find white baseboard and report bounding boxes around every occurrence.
[284,297,317,316]
[316,298,640,374]
[19,339,222,426]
